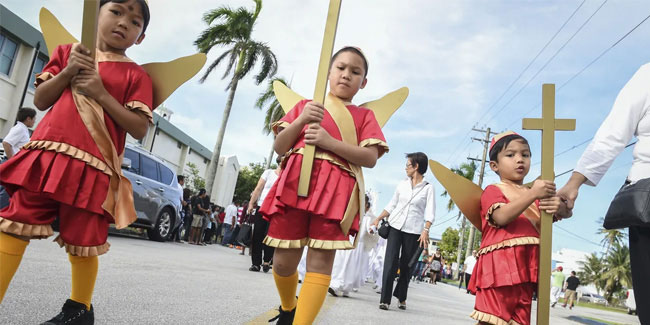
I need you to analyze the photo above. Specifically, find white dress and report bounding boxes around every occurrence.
[367,236,387,289]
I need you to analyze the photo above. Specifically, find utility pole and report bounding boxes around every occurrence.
[464,127,497,260]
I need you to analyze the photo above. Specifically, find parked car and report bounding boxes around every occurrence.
[626,289,636,315]
[579,292,607,305]
[122,144,182,241]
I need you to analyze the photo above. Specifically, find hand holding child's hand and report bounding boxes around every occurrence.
[64,44,95,78]
[539,196,562,215]
[304,124,333,149]
[72,69,107,101]
[299,102,325,125]
[531,179,556,199]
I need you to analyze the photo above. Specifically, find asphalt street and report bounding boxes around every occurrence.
[0,234,641,324]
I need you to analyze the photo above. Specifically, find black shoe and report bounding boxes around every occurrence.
[328,287,339,297]
[262,263,271,273]
[42,299,94,325]
[249,265,261,272]
[268,306,295,325]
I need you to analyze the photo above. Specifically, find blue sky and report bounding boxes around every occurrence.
[6,0,650,254]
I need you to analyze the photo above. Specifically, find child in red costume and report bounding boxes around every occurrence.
[261,47,387,324]
[469,132,570,325]
[0,1,152,324]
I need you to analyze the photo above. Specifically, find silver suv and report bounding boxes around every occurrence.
[122,144,182,241]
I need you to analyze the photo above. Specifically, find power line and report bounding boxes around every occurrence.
[432,213,459,227]
[531,137,593,167]
[553,141,637,179]
[556,224,601,247]
[487,0,609,126]
[506,9,650,129]
[475,0,587,124]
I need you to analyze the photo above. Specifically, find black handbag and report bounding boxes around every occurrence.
[603,178,650,229]
[378,219,390,239]
[236,223,253,246]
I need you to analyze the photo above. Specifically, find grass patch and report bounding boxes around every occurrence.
[582,316,624,325]
[440,278,460,286]
[559,298,627,314]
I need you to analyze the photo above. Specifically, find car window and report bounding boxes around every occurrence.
[159,163,173,185]
[141,155,160,182]
[123,148,140,174]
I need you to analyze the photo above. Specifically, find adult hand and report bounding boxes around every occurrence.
[418,230,430,248]
[557,185,578,210]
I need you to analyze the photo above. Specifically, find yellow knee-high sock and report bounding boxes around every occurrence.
[273,270,298,311]
[294,272,331,325]
[0,232,29,303]
[69,254,98,310]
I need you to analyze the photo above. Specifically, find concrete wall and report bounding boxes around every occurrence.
[211,155,240,207]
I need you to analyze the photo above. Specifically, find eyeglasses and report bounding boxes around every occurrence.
[406,163,413,168]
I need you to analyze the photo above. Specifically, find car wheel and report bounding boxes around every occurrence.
[148,208,173,242]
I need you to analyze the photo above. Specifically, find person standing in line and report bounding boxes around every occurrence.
[372,152,435,311]
[550,266,566,308]
[222,201,238,246]
[190,189,209,245]
[181,188,193,242]
[563,271,580,309]
[247,156,282,272]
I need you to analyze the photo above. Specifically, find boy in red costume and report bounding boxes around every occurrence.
[261,47,388,324]
[0,1,152,323]
[470,132,570,325]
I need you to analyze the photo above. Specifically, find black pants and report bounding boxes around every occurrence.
[251,213,274,266]
[630,226,649,324]
[464,273,471,292]
[380,227,420,304]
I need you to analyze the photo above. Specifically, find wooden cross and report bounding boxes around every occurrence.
[522,84,575,325]
[298,0,342,197]
[81,0,99,60]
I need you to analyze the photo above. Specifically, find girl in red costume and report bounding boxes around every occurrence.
[0,1,152,324]
[261,47,387,324]
[470,132,570,325]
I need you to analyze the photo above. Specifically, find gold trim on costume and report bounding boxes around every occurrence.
[23,140,112,176]
[272,120,291,135]
[293,147,353,174]
[125,101,153,124]
[263,236,308,249]
[485,202,505,228]
[0,217,54,239]
[470,310,520,325]
[307,238,354,250]
[35,71,55,87]
[55,235,110,256]
[359,138,389,158]
[477,236,540,256]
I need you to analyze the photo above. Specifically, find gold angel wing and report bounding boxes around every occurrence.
[429,160,483,229]
[40,8,78,57]
[273,80,305,114]
[360,87,409,128]
[39,7,207,109]
[141,54,206,109]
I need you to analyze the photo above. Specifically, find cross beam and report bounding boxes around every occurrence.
[298,0,342,197]
[522,84,575,325]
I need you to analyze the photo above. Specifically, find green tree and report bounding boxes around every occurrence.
[186,162,206,192]
[440,160,477,277]
[439,227,460,262]
[601,243,632,304]
[578,253,607,295]
[195,0,278,195]
[255,77,289,169]
[233,161,266,204]
[598,226,627,255]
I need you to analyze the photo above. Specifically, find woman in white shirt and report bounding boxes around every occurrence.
[558,63,650,325]
[372,152,435,310]
[247,156,282,272]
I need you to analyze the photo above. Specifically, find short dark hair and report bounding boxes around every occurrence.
[406,152,428,175]
[16,108,36,123]
[198,188,206,195]
[331,47,368,77]
[571,271,576,275]
[100,0,150,34]
[489,134,530,162]
[275,155,282,165]
[177,175,185,182]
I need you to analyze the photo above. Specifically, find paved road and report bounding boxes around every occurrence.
[0,234,640,324]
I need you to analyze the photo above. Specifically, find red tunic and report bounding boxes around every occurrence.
[0,44,153,216]
[471,184,540,290]
[259,99,387,235]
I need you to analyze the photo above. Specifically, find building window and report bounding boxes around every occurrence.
[29,56,47,89]
[0,34,19,77]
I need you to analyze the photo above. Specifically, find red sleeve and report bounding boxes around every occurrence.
[124,67,154,123]
[358,109,389,157]
[272,99,309,135]
[35,44,72,87]
[480,185,508,228]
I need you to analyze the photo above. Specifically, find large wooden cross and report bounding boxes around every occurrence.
[298,0,342,196]
[81,0,99,60]
[522,84,575,325]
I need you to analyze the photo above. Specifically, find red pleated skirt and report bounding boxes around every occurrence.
[0,149,110,216]
[470,244,539,292]
[259,153,359,234]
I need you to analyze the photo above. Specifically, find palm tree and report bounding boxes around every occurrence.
[254,77,289,169]
[598,226,627,255]
[601,243,632,304]
[195,0,278,195]
[441,161,477,278]
[578,253,607,295]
